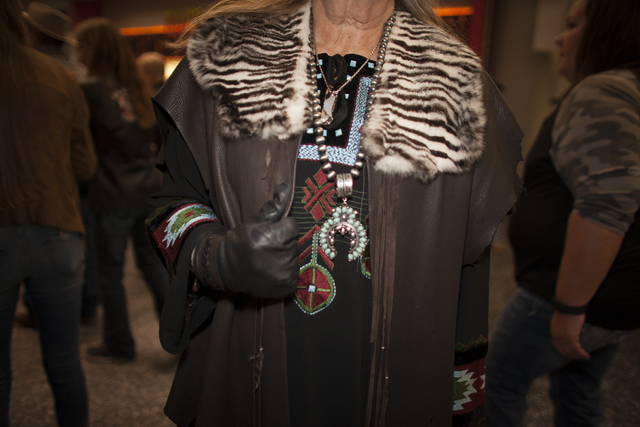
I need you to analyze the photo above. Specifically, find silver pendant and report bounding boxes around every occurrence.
[318,200,368,262]
[320,92,337,125]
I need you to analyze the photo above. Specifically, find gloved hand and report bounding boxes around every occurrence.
[216,183,300,299]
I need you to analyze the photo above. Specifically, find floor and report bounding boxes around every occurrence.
[8,237,640,426]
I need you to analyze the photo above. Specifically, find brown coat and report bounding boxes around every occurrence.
[0,47,96,234]
[150,7,522,426]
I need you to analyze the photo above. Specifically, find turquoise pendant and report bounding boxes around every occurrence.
[318,202,368,262]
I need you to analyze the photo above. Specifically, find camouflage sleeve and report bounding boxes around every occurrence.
[551,69,640,235]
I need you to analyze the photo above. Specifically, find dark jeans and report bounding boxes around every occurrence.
[0,225,88,427]
[485,287,629,427]
[80,195,98,320]
[94,207,168,358]
[19,197,98,323]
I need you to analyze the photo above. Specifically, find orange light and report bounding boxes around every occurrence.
[120,24,187,36]
[435,7,474,17]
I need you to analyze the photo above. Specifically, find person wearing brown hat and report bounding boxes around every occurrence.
[24,2,86,79]
[1,0,96,425]
[21,1,97,329]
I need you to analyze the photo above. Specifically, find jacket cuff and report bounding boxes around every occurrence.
[158,222,222,354]
[191,229,226,291]
[146,199,222,271]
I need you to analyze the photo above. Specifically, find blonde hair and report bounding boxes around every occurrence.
[137,51,166,85]
[75,18,156,129]
[172,0,442,50]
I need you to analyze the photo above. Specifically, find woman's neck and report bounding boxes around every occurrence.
[312,0,395,56]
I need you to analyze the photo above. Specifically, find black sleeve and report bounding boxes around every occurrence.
[150,118,213,208]
[146,118,227,354]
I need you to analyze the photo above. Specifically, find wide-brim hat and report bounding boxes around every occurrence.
[24,2,77,46]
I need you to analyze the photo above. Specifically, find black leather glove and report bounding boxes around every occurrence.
[216,183,300,299]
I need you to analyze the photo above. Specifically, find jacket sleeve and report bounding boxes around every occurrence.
[462,71,524,265]
[146,112,227,354]
[551,71,640,236]
[455,71,523,359]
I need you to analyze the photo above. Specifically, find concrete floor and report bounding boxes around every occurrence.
[10,244,176,427]
[8,237,640,426]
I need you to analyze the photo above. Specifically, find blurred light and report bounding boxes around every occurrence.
[436,7,474,17]
[164,56,181,79]
[120,24,186,36]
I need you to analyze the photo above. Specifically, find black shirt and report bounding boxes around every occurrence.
[285,53,374,427]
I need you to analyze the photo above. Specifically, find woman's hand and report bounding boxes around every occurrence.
[216,183,300,299]
[551,214,624,360]
[550,311,590,360]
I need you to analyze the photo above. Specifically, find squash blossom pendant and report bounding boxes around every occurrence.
[318,174,368,261]
[310,8,396,262]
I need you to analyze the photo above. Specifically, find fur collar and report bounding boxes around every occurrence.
[187,4,486,182]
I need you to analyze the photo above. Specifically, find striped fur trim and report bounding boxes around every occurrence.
[187,5,485,181]
[363,13,486,181]
[187,7,314,140]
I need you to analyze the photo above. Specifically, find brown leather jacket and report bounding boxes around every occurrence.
[0,47,96,234]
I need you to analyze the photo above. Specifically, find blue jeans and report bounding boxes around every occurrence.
[94,207,168,358]
[0,225,88,427]
[485,287,629,427]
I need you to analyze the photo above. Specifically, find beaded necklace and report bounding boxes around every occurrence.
[308,5,396,261]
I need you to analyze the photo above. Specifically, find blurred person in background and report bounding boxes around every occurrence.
[75,17,168,363]
[136,51,166,154]
[0,0,96,425]
[23,1,99,326]
[485,0,640,426]
[136,51,166,93]
[24,2,85,79]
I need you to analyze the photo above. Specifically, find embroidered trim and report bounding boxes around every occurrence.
[453,337,487,416]
[146,200,220,268]
[294,233,336,314]
[453,362,485,413]
[298,75,373,166]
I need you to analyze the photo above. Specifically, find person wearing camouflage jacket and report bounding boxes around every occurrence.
[485,68,640,426]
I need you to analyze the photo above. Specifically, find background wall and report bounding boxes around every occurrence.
[486,0,572,166]
[101,0,205,28]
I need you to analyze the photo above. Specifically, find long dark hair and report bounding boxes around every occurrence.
[575,0,640,82]
[0,0,38,210]
[75,18,156,129]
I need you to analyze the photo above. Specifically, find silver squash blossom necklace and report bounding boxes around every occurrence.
[308,5,396,262]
